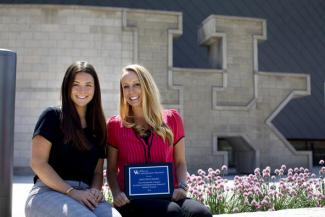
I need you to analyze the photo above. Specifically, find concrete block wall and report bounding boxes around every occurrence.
[175,15,312,172]
[0,4,182,172]
[0,5,133,170]
[0,4,311,174]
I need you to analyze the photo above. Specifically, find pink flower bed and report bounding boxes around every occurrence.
[103,160,325,214]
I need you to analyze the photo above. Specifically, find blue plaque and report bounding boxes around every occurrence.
[124,163,174,199]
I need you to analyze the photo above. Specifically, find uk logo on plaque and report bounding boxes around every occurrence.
[124,163,174,199]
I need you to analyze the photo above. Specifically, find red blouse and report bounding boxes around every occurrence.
[107,109,185,191]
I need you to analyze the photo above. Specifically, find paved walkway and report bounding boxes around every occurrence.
[12,176,33,217]
[12,176,325,217]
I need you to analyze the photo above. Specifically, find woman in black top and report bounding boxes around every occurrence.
[25,61,121,217]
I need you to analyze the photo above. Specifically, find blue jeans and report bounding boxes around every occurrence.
[25,180,121,217]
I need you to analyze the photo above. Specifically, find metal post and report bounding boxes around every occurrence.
[0,49,17,217]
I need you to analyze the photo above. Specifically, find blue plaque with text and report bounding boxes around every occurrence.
[124,163,174,199]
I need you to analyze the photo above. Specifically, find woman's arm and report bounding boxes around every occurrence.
[90,159,105,202]
[90,159,104,190]
[31,135,98,209]
[107,146,129,207]
[172,137,188,201]
[31,135,72,193]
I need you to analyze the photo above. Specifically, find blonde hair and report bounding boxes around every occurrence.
[119,64,174,145]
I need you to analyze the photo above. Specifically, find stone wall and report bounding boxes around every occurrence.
[0,4,311,174]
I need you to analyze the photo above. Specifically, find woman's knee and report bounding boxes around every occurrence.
[166,202,183,217]
[25,191,97,217]
[191,207,212,217]
[93,202,121,217]
[181,199,212,217]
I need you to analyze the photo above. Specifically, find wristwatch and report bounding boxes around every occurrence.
[178,181,189,192]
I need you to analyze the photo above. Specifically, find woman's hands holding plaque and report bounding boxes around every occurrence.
[113,191,130,207]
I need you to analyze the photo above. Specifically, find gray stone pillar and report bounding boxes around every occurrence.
[0,49,17,217]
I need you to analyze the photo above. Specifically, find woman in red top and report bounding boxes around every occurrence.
[107,64,212,217]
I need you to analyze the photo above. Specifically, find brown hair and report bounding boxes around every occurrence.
[61,61,106,150]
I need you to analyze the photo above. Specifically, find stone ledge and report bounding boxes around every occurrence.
[14,166,33,176]
[215,208,325,217]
